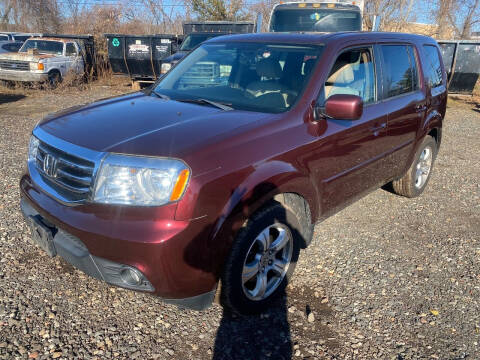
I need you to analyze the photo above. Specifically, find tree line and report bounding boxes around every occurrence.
[0,0,479,39]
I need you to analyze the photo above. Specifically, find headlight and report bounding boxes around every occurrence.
[28,136,39,163]
[93,154,190,206]
[161,62,172,74]
[29,62,44,71]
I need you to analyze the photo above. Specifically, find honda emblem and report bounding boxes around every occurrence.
[43,154,57,177]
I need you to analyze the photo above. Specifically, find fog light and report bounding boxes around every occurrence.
[120,267,143,286]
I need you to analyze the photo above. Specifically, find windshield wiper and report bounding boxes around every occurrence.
[176,98,233,111]
[150,90,170,101]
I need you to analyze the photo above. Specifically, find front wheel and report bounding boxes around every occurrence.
[47,71,62,89]
[392,135,437,198]
[221,202,304,315]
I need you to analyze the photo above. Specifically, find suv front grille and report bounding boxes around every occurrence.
[0,60,29,71]
[35,141,95,201]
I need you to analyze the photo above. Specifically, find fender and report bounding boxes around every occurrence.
[422,109,443,147]
[403,109,443,174]
[180,160,319,278]
[211,160,319,242]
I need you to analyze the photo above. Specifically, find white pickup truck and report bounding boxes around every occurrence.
[0,37,86,86]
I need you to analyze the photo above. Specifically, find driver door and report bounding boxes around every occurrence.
[65,42,84,76]
[313,46,392,212]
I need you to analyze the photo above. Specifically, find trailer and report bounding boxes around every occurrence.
[104,34,182,89]
[438,40,480,95]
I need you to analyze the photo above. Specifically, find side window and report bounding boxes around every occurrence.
[380,45,418,98]
[423,45,443,88]
[323,48,376,104]
[65,43,77,56]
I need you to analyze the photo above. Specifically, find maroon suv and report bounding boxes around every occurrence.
[20,32,446,314]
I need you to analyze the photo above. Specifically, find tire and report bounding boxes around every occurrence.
[221,202,304,315]
[48,71,61,89]
[392,135,437,198]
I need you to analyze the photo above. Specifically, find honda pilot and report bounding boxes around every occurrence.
[20,32,446,314]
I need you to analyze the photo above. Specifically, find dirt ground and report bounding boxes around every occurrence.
[0,82,479,360]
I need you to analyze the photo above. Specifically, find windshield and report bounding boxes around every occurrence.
[154,42,323,113]
[270,9,361,32]
[180,34,223,51]
[20,40,64,55]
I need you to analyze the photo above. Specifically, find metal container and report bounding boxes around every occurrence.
[438,40,480,94]
[105,34,181,81]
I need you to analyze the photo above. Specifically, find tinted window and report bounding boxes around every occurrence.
[380,45,418,98]
[323,48,376,104]
[270,9,361,32]
[0,35,9,41]
[423,45,443,88]
[66,43,76,56]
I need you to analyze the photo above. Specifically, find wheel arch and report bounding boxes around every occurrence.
[211,161,319,254]
[422,110,443,150]
[48,68,61,76]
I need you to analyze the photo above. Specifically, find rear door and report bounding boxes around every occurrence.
[377,43,426,178]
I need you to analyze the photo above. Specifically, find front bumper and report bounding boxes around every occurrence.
[20,174,218,310]
[0,69,48,82]
[21,198,155,292]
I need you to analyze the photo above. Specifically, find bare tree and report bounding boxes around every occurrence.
[363,0,416,32]
[249,0,276,31]
[458,0,480,38]
[61,0,87,33]
[186,0,248,21]
[0,0,14,29]
[432,0,480,39]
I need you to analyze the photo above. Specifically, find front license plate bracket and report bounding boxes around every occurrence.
[29,215,57,257]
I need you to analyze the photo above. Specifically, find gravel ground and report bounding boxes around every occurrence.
[0,85,479,360]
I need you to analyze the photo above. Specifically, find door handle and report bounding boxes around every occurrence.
[370,123,386,132]
[415,104,427,112]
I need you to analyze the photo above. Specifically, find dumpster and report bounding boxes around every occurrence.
[438,40,480,94]
[104,33,181,86]
[183,21,255,35]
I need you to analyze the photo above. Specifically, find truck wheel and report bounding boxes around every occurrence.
[392,135,437,198]
[48,71,62,88]
[221,202,303,315]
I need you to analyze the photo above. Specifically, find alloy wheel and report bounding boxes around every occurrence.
[241,223,293,301]
[415,146,433,189]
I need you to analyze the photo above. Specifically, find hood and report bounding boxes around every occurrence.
[0,51,55,62]
[38,92,272,159]
[163,51,189,63]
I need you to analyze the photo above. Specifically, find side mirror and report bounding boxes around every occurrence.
[323,94,363,120]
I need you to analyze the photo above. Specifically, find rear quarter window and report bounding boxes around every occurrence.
[422,45,443,88]
[380,44,419,98]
